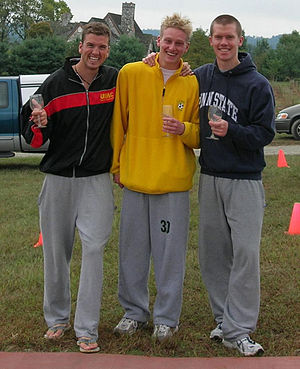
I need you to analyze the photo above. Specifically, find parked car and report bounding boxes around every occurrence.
[275,104,300,140]
[0,74,49,158]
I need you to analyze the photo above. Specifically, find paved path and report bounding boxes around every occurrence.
[0,352,299,369]
[193,144,300,157]
[264,144,300,155]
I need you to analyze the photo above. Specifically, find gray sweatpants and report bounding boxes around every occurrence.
[198,174,265,341]
[39,173,114,339]
[118,188,190,327]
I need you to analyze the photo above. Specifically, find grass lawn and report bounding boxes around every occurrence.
[0,153,299,357]
[270,133,300,146]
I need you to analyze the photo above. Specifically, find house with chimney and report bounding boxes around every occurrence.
[60,2,156,55]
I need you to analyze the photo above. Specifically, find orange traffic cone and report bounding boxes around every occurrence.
[277,149,289,168]
[286,203,300,235]
[34,232,43,247]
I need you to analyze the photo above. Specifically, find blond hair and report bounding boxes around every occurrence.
[160,13,193,41]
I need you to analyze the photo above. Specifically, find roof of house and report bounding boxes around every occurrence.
[105,12,144,38]
[51,7,157,52]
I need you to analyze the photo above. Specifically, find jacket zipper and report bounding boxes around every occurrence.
[78,88,90,166]
[78,74,102,167]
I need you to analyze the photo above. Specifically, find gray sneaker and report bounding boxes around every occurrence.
[223,336,264,356]
[210,323,223,342]
[152,324,179,342]
[113,317,147,335]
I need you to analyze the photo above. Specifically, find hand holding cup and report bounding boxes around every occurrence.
[30,94,46,128]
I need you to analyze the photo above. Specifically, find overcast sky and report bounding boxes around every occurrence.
[68,0,299,38]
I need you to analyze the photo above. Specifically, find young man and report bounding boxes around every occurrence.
[111,13,199,342]
[22,22,118,353]
[193,15,275,356]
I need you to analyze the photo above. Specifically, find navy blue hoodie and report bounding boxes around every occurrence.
[194,52,275,180]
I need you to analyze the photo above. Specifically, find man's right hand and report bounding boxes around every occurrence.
[181,62,193,76]
[31,108,48,127]
[142,52,192,76]
[113,173,124,188]
[142,52,157,66]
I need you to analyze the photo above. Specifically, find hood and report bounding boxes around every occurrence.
[214,52,257,76]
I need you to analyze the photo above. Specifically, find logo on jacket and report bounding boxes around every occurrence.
[99,88,115,103]
[177,101,184,110]
[200,91,238,122]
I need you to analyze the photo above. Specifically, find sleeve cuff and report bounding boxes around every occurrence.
[30,125,43,148]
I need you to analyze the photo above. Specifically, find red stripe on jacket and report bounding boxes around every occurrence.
[30,88,116,148]
[45,88,116,117]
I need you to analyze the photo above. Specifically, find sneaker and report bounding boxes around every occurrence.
[152,324,179,342]
[113,317,147,335]
[223,336,264,356]
[210,323,223,342]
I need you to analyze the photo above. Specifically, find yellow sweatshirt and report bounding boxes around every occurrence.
[111,58,200,194]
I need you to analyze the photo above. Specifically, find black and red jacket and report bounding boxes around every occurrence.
[22,57,118,177]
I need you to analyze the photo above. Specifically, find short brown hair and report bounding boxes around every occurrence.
[210,15,242,38]
[160,13,193,41]
[81,22,111,43]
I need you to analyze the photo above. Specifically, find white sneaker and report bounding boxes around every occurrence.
[113,317,147,335]
[152,324,179,342]
[210,323,223,342]
[223,336,264,356]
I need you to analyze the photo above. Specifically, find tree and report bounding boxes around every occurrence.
[105,35,146,69]
[0,41,9,75]
[27,21,53,38]
[252,38,270,72]
[252,40,281,80]
[240,30,248,52]
[8,0,72,40]
[9,36,67,74]
[275,31,300,80]
[260,50,281,81]
[0,0,13,41]
[40,0,72,21]
[246,43,256,56]
[10,0,42,40]
[65,38,80,58]
[184,28,215,69]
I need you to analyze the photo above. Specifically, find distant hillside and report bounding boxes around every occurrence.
[143,29,282,49]
[143,29,159,36]
[246,35,282,49]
